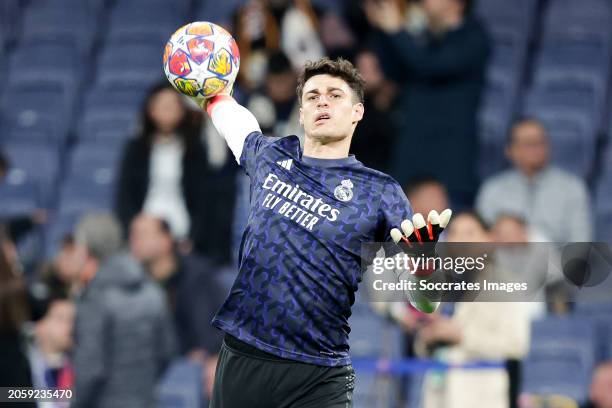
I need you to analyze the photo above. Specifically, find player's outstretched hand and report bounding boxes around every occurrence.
[388,209,452,314]
[199,83,235,112]
[389,209,452,246]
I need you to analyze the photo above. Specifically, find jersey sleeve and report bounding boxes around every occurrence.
[239,131,278,177]
[377,180,414,242]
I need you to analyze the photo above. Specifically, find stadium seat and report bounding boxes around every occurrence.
[8,40,83,92]
[156,359,204,408]
[1,82,74,146]
[536,31,611,82]
[96,40,164,88]
[0,0,21,47]
[56,143,121,216]
[523,82,602,129]
[349,301,404,358]
[574,303,612,361]
[522,317,597,403]
[76,86,145,143]
[543,0,612,36]
[78,111,138,144]
[477,112,510,179]
[196,0,247,28]
[595,168,612,243]
[107,0,186,46]
[475,0,538,36]
[0,178,41,218]
[20,7,98,58]
[1,143,60,206]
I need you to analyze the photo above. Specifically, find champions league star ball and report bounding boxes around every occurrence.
[163,22,240,105]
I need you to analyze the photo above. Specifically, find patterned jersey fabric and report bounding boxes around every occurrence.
[212,132,413,366]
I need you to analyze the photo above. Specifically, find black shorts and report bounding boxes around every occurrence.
[210,335,355,408]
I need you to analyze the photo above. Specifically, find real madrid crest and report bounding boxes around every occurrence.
[334,179,354,202]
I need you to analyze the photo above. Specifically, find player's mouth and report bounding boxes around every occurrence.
[314,112,331,125]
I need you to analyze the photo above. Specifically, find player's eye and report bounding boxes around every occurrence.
[307,95,317,101]
[331,93,341,99]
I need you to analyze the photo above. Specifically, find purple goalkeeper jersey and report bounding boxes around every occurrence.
[212,132,413,366]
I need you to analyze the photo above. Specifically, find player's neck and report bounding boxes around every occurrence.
[303,137,351,159]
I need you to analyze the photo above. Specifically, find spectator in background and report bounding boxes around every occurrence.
[28,297,75,402]
[349,49,395,172]
[366,0,490,208]
[129,213,224,390]
[72,213,176,408]
[583,362,612,408]
[476,118,592,242]
[0,226,35,407]
[234,0,324,91]
[116,83,232,260]
[246,51,302,138]
[116,83,206,244]
[404,176,450,215]
[37,235,81,300]
[416,211,530,408]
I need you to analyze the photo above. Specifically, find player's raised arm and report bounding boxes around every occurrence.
[205,94,261,164]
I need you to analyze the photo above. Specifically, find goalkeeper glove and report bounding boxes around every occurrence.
[390,209,452,313]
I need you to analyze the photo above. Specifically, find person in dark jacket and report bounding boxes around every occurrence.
[71,213,176,408]
[115,83,237,262]
[129,213,224,356]
[129,213,225,398]
[365,0,490,208]
[0,226,34,407]
[349,49,396,172]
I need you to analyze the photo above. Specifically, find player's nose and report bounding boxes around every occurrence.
[316,95,330,108]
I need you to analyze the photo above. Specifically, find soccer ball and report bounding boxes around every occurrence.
[163,21,240,104]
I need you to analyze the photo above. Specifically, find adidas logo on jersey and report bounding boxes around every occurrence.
[276,159,293,170]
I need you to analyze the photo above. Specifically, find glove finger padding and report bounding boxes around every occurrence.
[390,209,452,246]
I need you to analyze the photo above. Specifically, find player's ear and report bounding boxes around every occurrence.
[352,103,364,123]
[299,107,304,127]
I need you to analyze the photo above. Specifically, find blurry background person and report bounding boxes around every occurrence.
[416,211,530,408]
[129,213,224,397]
[349,49,396,172]
[36,235,81,299]
[0,226,34,397]
[116,83,234,259]
[476,118,592,243]
[491,212,568,328]
[245,50,302,138]
[405,176,450,215]
[366,0,490,208]
[71,213,176,408]
[28,297,75,405]
[583,362,612,408]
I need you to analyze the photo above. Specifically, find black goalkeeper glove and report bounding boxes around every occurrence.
[389,209,452,313]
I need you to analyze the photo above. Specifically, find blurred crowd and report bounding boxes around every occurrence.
[0,0,611,407]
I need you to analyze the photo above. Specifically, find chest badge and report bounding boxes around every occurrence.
[334,179,354,202]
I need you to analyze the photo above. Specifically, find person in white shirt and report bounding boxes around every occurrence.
[476,118,592,243]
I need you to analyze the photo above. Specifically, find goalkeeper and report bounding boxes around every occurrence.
[199,57,451,407]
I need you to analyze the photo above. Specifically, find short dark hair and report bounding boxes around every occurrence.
[507,117,547,146]
[452,210,490,232]
[267,51,293,76]
[404,175,447,199]
[296,57,365,104]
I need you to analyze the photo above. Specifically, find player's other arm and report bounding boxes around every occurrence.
[205,94,262,163]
